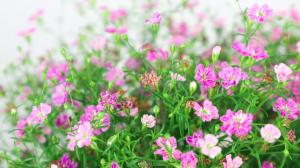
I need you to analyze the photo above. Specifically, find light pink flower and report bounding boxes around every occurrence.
[146,12,161,24]
[27,103,52,125]
[109,8,127,21]
[219,66,248,89]
[17,27,36,37]
[105,67,125,86]
[28,9,44,22]
[220,109,253,137]
[154,136,181,160]
[297,41,300,54]
[260,124,281,143]
[47,63,69,82]
[262,161,275,168]
[75,122,93,148]
[170,72,186,81]
[186,130,203,148]
[125,58,140,69]
[223,154,243,168]
[16,117,27,138]
[180,151,198,168]
[67,131,77,151]
[271,27,282,41]
[274,63,292,82]
[91,36,106,51]
[290,8,300,23]
[199,134,222,159]
[93,113,111,135]
[52,82,72,106]
[248,4,272,23]
[141,114,156,128]
[273,97,299,120]
[194,64,216,89]
[192,100,219,122]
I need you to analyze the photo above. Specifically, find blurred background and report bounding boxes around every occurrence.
[0,0,299,71]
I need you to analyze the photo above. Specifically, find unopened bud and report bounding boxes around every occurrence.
[189,81,197,94]
[212,46,221,64]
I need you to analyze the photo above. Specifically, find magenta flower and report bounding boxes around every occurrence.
[110,161,120,168]
[16,117,27,138]
[154,136,182,160]
[105,67,125,86]
[146,12,161,24]
[186,130,203,148]
[248,4,272,23]
[232,41,269,61]
[262,161,275,168]
[75,122,93,148]
[141,114,156,128]
[273,97,299,120]
[59,153,78,168]
[194,64,216,89]
[260,124,281,143]
[219,66,248,89]
[109,8,127,21]
[47,63,69,82]
[27,103,52,125]
[146,50,158,62]
[52,82,71,106]
[55,113,70,128]
[223,154,243,168]
[274,63,292,82]
[220,109,253,137]
[180,151,198,168]
[198,134,222,159]
[192,100,219,122]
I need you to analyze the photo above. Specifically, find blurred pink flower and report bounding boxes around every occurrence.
[274,63,292,82]
[195,64,216,89]
[220,109,253,137]
[28,9,44,22]
[271,27,282,41]
[199,134,222,159]
[170,72,186,81]
[91,36,106,51]
[105,67,125,86]
[47,63,69,82]
[223,154,243,168]
[192,100,219,122]
[141,114,156,128]
[16,117,27,138]
[180,151,198,168]
[125,58,140,69]
[296,41,300,53]
[109,8,127,21]
[17,27,36,37]
[260,124,281,143]
[52,82,72,106]
[248,4,272,23]
[146,12,161,24]
[27,103,52,125]
[290,8,300,23]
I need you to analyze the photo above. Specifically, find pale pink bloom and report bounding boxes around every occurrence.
[17,27,36,37]
[47,63,69,82]
[105,67,125,86]
[91,56,104,67]
[67,132,77,151]
[91,36,106,51]
[195,64,216,89]
[248,4,272,23]
[214,18,225,29]
[43,127,52,135]
[109,8,127,21]
[37,135,46,144]
[106,25,116,33]
[273,97,299,120]
[93,113,111,135]
[27,103,52,125]
[116,26,127,34]
[212,46,222,56]
[170,35,186,45]
[28,9,44,22]
[52,82,71,106]
[170,72,186,81]
[274,63,292,82]
[18,86,31,101]
[220,109,253,137]
[154,137,181,160]
[219,66,248,89]
[75,122,93,148]
[260,124,281,143]
[146,12,161,24]
[186,130,203,148]
[141,114,156,128]
[262,161,275,168]
[199,134,222,159]
[192,100,219,122]
[125,58,140,69]
[296,41,300,54]
[16,117,27,138]
[271,27,282,41]
[223,154,243,168]
[180,151,198,168]
[290,8,300,23]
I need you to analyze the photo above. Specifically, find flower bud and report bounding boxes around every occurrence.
[153,105,160,115]
[212,46,221,64]
[107,134,118,146]
[189,81,197,94]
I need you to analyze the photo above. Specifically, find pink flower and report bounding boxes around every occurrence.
[47,63,69,82]
[91,36,106,51]
[105,67,125,86]
[109,8,127,21]
[154,137,181,160]
[55,113,70,128]
[192,100,219,122]
[180,151,198,168]
[75,122,93,148]
[248,4,272,23]
[93,113,111,135]
[219,66,248,89]
[194,64,216,89]
[17,27,36,37]
[223,154,243,168]
[262,161,275,168]
[146,12,161,24]
[16,117,27,138]
[290,8,300,23]
[186,130,203,148]
[27,103,52,125]
[170,72,186,81]
[274,63,292,82]
[273,97,299,120]
[297,41,300,54]
[59,153,78,168]
[28,9,44,22]
[220,109,253,137]
[125,58,140,69]
[146,50,158,62]
[110,161,120,168]
[106,26,116,33]
[232,41,268,61]
[271,27,282,41]
[141,114,156,128]
[52,82,71,106]
[67,132,77,151]
[198,134,222,159]
[260,124,281,143]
